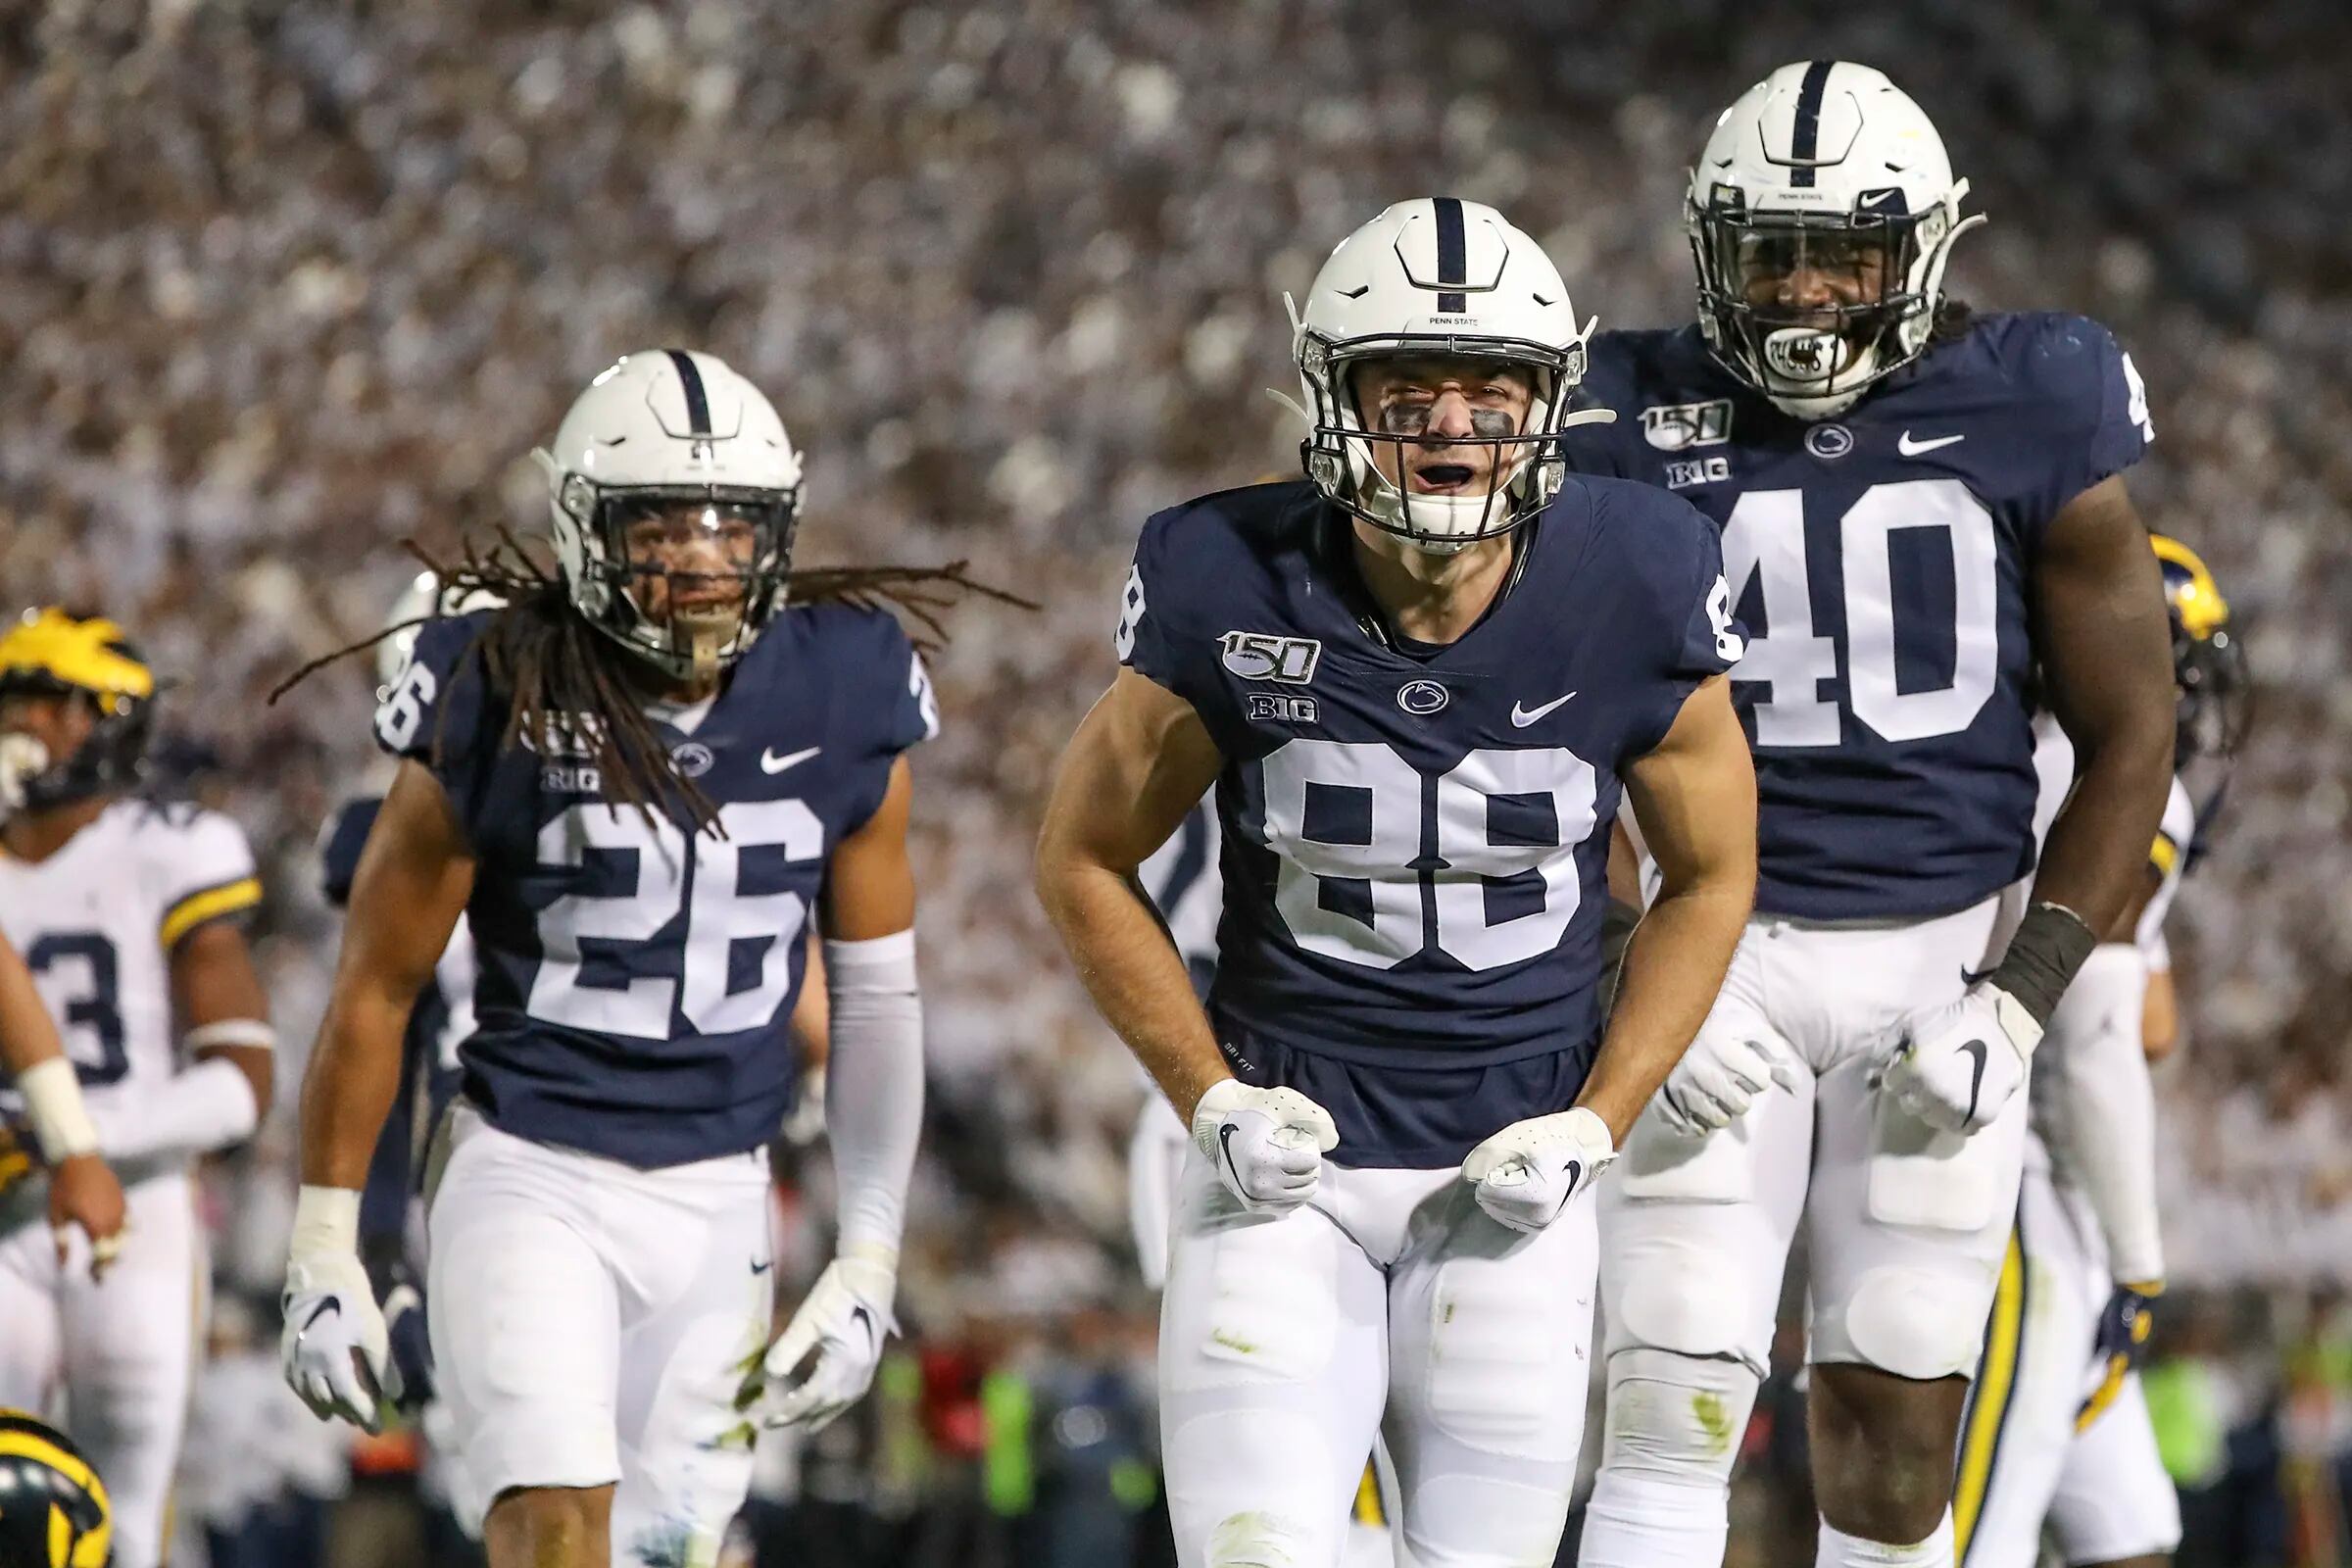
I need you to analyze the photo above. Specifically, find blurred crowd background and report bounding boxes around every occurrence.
[3,0,2349,1564]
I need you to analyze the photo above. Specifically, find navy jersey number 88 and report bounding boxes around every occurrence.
[1255,737,1597,973]
[1115,479,1740,1165]
[376,604,935,1168]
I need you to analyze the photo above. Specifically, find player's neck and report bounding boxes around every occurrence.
[0,797,108,863]
[616,655,724,709]
[1348,522,1517,647]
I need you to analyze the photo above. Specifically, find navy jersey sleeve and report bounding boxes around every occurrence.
[1113,508,1192,693]
[1625,489,1747,757]
[832,608,937,831]
[317,795,384,907]
[859,611,939,756]
[2022,314,2154,535]
[1557,336,1642,480]
[372,612,499,829]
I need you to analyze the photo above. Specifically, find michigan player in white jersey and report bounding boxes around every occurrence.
[1042,198,1758,1568]
[1561,65,2179,1568]
[1955,535,2246,1568]
[282,351,948,1568]
[0,610,277,1568]
[1,731,130,1272]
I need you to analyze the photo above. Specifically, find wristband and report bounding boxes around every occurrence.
[185,1018,279,1054]
[1988,902,2098,1026]
[290,1184,364,1259]
[18,1057,100,1162]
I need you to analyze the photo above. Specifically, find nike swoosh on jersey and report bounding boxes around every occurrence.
[1509,692,1578,727]
[1898,430,1967,456]
[1960,1039,1989,1123]
[760,746,822,774]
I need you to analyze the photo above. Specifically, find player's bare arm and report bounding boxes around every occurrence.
[1037,668,1337,1214]
[821,755,917,940]
[283,757,472,1431]
[299,759,476,1191]
[1580,675,1757,1142]
[2031,474,2177,936]
[1036,668,1228,1122]
[1881,481,2174,1139]
[0,929,127,1272]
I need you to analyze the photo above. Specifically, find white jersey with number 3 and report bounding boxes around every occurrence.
[0,799,261,1164]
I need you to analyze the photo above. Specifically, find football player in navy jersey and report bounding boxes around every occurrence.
[280,351,943,1568]
[1038,198,1759,1568]
[1558,65,2179,1568]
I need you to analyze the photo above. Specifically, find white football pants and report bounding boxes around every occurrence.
[0,1170,204,1568]
[1955,1146,2180,1567]
[426,1104,773,1568]
[1160,1143,1596,1568]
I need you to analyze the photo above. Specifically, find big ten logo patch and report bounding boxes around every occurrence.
[1247,692,1318,724]
[1666,456,1732,490]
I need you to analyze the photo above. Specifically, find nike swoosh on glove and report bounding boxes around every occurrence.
[1460,1106,1616,1233]
[282,1251,401,1433]
[1880,980,2040,1135]
[1655,1034,1798,1137]
[1191,1079,1340,1213]
[763,1248,897,1431]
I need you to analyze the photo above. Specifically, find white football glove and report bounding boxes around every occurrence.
[762,1247,896,1432]
[1461,1106,1615,1233]
[0,734,47,822]
[1191,1078,1339,1213]
[282,1203,400,1433]
[1655,1033,1798,1137]
[1880,980,2041,1135]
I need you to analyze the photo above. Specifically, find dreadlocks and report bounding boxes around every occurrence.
[272,529,1030,835]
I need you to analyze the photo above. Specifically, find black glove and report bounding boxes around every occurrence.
[2077,1283,2158,1431]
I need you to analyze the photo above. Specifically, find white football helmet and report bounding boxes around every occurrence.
[533,350,805,679]
[375,569,506,696]
[1288,198,1612,554]
[1687,62,1984,419]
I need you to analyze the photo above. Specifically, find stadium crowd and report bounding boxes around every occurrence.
[2,0,2349,1563]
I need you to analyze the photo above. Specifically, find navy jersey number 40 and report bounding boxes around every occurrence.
[372,604,935,1168]
[1565,311,2152,920]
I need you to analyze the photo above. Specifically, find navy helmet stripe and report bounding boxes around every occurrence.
[664,349,713,436]
[1788,60,1835,187]
[1433,196,1468,314]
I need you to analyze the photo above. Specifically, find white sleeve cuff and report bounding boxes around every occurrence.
[2045,944,2166,1286]
[87,1054,261,1163]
